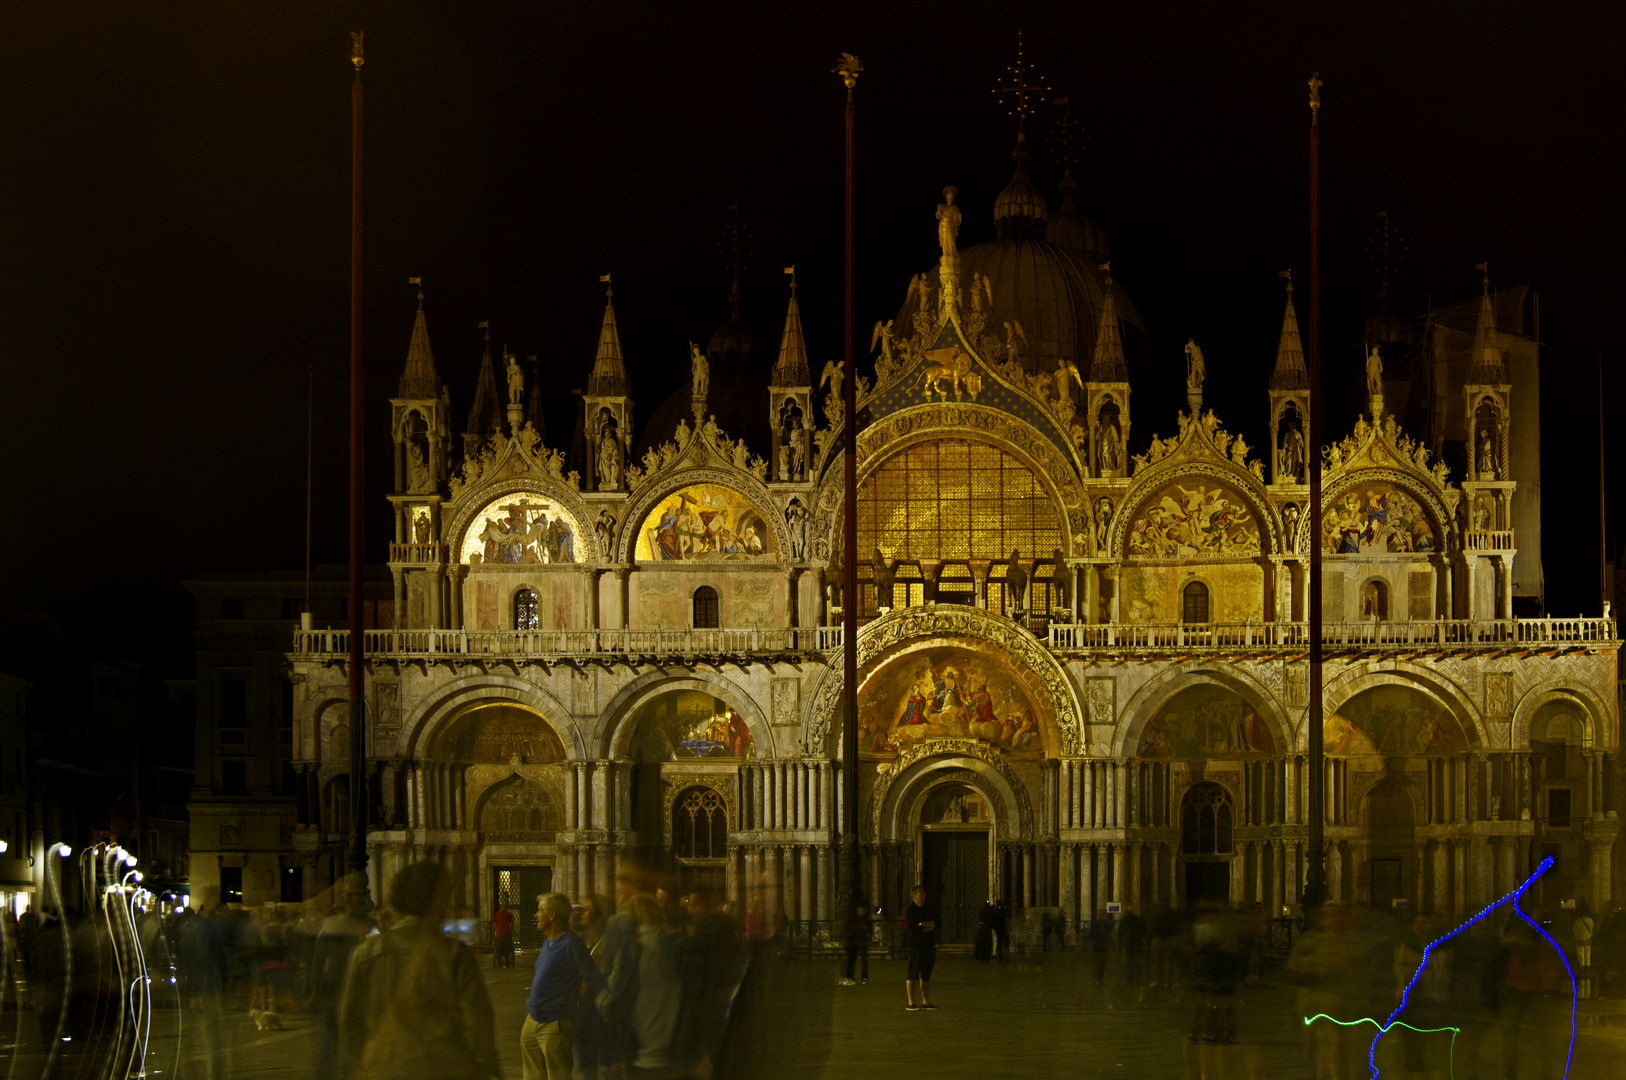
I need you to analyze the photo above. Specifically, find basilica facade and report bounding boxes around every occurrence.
[268,136,1619,942]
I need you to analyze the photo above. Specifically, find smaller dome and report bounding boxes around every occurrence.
[1363,280,1412,349]
[1046,175,1110,264]
[993,133,1047,240]
[706,277,756,370]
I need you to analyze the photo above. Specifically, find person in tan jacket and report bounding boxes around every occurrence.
[339,862,500,1080]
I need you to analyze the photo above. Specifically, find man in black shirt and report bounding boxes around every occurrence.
[904,885,939,1011]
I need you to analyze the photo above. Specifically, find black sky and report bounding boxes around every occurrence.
[3,1,1622,675]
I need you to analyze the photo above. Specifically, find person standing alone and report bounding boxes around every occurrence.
[904,885,939,1011]
[841,895,872,986]
[492,902,515,969]
[522,892,606,1080]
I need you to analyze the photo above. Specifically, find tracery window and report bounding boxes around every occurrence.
[513,589,539,630]
[856,440,1062,564]
[692,586,719,628]
[1181,581,1210,624]
[1181,781,1234,855]
[673,785,728,860]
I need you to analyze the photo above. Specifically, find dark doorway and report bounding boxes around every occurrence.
[1184,861,1230,908]
[1371,858,1402,908]
[921,831,989,944]
[493,865,553,949]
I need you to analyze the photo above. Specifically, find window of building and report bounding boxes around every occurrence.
[219,677,248,727]
[222,760,247,796]
[1547,788,1571,828]
[220,866,243,905]
[692,586,720,629]
[1361,579,1388,620]
[513,589,539,630]
[1180,781,1234,855]
[281,866,301,903]
[1181,581,1210,624]
[855,439,1062,564]
[222,598,246,619]
[673,785,728,861]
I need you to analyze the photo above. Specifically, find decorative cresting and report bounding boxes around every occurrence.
[442,428,600,559]
[808,401,1089,564]
[807,604,1085,755]
[1113,409,1278,557]
[660,774,738,836]
[869,740,1034,842]
[614,468,789,565]
[1317,412,1457,557]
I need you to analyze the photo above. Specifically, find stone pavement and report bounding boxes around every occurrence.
[25,950,1625,1079]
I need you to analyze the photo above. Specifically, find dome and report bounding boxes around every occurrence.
[1044,173,1110,264]
[633,368,771,465]
[992,133,1048,240]
[706,278,756,373]
[1363,279,1412,349]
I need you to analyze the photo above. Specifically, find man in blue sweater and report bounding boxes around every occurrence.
[522,892,607,1080]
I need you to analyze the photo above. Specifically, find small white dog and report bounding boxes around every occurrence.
[249,1007,284,1031]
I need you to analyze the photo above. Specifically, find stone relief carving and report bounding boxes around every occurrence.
[1086,677,1115,727]
[771,679,801,727]
[1485,673,1512,718]
[1285,663,1308,707]
[807,606,1083,755]
[867,737,1032,841]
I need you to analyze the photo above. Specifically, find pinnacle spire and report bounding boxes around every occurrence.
[773,267,810,386]
[398,279,439,398]
[588,275,628,394]
[1270,271,1309,390]
[1469,263,1505,382]
[1087,264,1126,382]
[465,322,503,439]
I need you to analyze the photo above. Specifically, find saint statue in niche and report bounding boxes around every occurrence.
[407,440,431,493]
[1095,417,1123,474]
[1478,428,1496,478]
[597,427,622,491]
[1279,421,1306,483]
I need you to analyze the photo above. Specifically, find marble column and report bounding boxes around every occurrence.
[1023,846,1036,908]
[1080,845,1095,919]
[1111,843,1125,904]
[800,846,814,924]
[1127,842,1142,911]
[1060,843,1077,921]
[1084,762,1096,827]
[818,845,832,921]
[1327,841,1342,905]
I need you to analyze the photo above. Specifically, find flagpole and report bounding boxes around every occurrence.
[836,52,864,918]
[347,32,371,898]
[1303,72,1326,910]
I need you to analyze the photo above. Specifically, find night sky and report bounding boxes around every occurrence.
[4,1,1621,675]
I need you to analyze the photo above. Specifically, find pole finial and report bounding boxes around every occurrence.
[409,275,423,308]
[1476,261,1490,289]
[1280,268,1293,294]
[835,52,863,91]
[350,31,364,71]
[784,265,797,293]
[599,272,613,300]
[1308,71,1323,118]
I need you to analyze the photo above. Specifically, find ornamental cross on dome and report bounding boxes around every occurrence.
[993,31,1048,129]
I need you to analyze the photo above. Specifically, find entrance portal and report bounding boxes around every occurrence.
[922,832,989,944]
[1184,862,1230,908]
[493,865,553,948]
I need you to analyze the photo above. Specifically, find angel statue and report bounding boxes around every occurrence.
[1184,338,1205,394]
[505,351,525,405]
[870,320,896,366]
[820,359,844,399]
[936,186,961,257]
[1002,320,1027,367]
[689,343,710,399]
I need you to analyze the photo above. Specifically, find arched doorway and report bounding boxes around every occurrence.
[1180,781,1235,906]
[918,782,993,944]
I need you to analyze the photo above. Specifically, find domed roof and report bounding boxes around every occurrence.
[1363,279,1412,349]
[1044,171,1110,264]
[706,278,756,370]
[633,368,771,465]
[992,133,1048,239]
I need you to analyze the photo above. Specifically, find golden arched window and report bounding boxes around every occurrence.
[673,785,728,860]
[855,440,1062,561]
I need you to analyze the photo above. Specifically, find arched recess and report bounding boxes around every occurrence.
[1318,471,1446,556]
[1113,468,1277,558]
[401,674,583,762]
[809,403,1090,565]
[1115,663,1292,760]
[807,605,1085,757]
[596,672,776,761]
[1312,665,1486,753]
[470,771,566,839]
[615,469,788,564]
[445,480,595,567]
[871,742,1034,843]
[1511,682,1611,750]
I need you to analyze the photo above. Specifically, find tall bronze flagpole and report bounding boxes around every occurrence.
[347,32,371,894]
[836,53,864,913]
[1303,72,1326,909]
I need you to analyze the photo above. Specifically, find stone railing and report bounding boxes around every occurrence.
[292,626,824,659]
[1465,530,1516,551]
[388,541,443,563]
[1046,617,1615,650]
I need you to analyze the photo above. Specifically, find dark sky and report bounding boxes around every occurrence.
[3,1,1622,675]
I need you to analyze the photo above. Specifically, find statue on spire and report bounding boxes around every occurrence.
[505,350,525,406]
[1184,339,1206,408]
[936,187,961,257]
[690,343,710,398]
[1365,346,1385,406]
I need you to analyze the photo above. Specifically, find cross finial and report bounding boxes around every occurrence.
[994,31,1049,130]
[1046,92,1087,174]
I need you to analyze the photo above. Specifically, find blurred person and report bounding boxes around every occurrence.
[572,895,614,1080]
[676,889,741,1071]
[1184,905,1250,1080]
[1121,905,1148,987]
[842,895,873,983]
[338,861,499,1080]
[1597,905,1626,998]
[1497,904,1571,1080]
[1148,903,1180,999]
[1571,897,1594,996]
[904,885,938,1011]
[1088,911,1112,984]
[521,891,605,1080]
[311,889,373,1077]
[975,900,996,964]
[1387,914,1450,1078]
[994,897,1011,962]
[492,901,515,969]
[623,892,684,1075]
[1287,906,1361,1080]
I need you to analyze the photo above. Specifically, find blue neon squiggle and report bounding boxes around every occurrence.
[1361,856,1575,1080]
